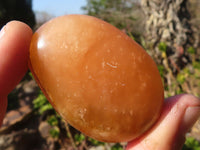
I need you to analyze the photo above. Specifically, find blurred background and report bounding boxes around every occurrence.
[0,0,200,149]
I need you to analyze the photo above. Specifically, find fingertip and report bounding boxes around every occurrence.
[5,20,33,34]
[2,20,33,44]
[0,21,33,96]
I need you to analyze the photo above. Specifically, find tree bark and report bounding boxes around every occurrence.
[141,0,199,73]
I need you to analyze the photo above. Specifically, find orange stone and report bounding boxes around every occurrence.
[29,15,164,142]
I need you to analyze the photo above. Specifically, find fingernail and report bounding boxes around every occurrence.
[181,106,200,134]
[0,25,6,39]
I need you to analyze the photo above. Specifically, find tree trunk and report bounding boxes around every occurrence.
[141,0,199,73]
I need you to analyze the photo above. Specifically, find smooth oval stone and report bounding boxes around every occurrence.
[29,15,164,142]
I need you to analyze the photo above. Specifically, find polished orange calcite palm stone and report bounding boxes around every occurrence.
[29,15,164,142]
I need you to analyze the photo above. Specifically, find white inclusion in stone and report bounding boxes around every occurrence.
[106,62,117,69]
[88,75,92,79]
[121,83,126,86]
[102,61,106,69]
[85,65,88,70]
[78,108,87,121]
[122,109,126,115]
[114,108,118,113]
[73,92,77,97]
[106,127,111,131]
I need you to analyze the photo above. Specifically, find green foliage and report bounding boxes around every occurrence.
[175,88,184,95]
[83,0,124,16]
[182,137,200,150]
[82,0,136,30]
[47,115,59,126]
[157,65,165,78]
[49,127,60,138]
[88,137,104,146]
[183,68,190,74]
[33,93,47,108]
[128,32,135,41]
[47,115,60,139]
[29,72,34,79]
[33,91,53,114]
[111,143,123,150]
[158,42,167,52]
[187,47,196,54]
[176,68,190,84]
[193,61,200,70]
[177,74,186,84]
[74,133,85,145]
[40,103,53,114]
[177,68,191,85]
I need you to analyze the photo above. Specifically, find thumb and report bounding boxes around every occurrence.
[0,21,32,96]
[0,21,32,126]
[127,94,200,150]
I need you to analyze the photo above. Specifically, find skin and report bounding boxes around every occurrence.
[0,21,32,125]
[0,21,200,150]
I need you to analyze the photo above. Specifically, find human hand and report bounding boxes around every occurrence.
[0,21,200,150]
[0,21,32,125]
[127,94,200,150]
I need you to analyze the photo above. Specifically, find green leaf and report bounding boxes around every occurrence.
[47,115,58,126]
[157,65,165,77]
[177,74,186,84]
[158,42,167,52]
[111,143,123,150]
[182,137,200,150]
[49,127,60,138]
[33,93,47,109]
[175,88,184,95]
[39,103,53,114]
[88,137,105,146]
[193,61,200,70]
[74,133,85,144]
[33,92,54,114]
[28,72,34,79]
[128,32,135,40]
[187,47,195,54]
